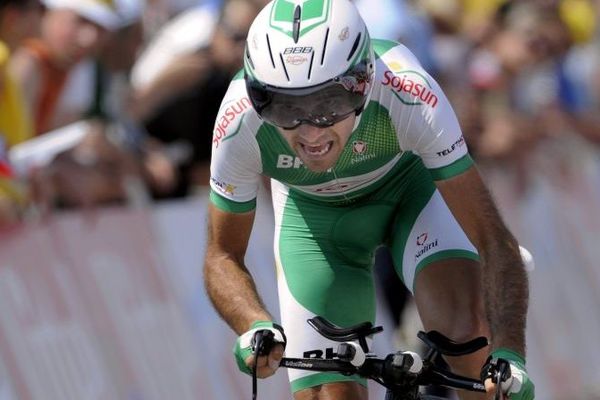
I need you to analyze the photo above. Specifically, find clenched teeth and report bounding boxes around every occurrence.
[302,142,332,156]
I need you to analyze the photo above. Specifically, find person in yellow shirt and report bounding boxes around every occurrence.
[0,0,44,225]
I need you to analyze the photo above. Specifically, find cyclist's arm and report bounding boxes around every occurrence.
[204,203,272,334]
[435,166,528,355]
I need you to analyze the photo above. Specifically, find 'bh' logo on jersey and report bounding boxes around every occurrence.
[352,140,367,154]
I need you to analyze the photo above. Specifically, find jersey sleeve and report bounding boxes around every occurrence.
[375,41,473,181]
[209,78,263,213]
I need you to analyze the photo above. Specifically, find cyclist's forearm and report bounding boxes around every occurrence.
[480,230,529,355]
[204,251,272,334]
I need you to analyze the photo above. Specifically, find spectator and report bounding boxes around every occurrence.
[130,3,219,92]
[93,0,180,197]
[10,0,119,135]
[12,0,161,213]
[0,0,44,225]
[130,0,262,197]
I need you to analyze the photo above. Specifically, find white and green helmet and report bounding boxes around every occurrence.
[244,0,374,129]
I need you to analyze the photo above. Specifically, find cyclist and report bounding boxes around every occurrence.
[204,1,534,399]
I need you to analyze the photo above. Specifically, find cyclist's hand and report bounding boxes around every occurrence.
[233,321,286,378]
[481,349,535,399]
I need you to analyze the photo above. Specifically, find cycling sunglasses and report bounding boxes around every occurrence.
[245,60,372,129]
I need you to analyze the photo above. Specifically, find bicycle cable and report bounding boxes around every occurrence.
[492,358,511,400]
[494,364,505,400]
[252,331,263,400]
[251,330,275,400]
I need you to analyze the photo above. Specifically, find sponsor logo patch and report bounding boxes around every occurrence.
[277,154,304,169]
[285,54,308,65]
[436,136,466,157]
[382,69,438,108]
[283,46,313,55]
[212,97,252,148]
[338,26,349,41]
[416,232,428,246]
[303,347,338,359]
[211,177,236,195]
[415,233,438,261]
[350,140,376,164]
[352,140,367,154]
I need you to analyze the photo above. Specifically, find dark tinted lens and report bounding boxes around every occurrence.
[245,59,372,129]
[246,81,273,113]
[268,84,363,128]
[247,80,366,128]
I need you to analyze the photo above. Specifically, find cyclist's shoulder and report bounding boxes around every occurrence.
[212,71,262,150]
[369,38,443,112]
[371,38,425,73]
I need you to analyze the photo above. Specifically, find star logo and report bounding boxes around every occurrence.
[225,184,236,195]
[339,27,349,41]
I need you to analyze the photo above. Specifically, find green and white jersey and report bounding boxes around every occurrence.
[209,40,473,213]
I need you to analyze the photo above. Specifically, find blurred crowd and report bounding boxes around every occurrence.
[0,0,599,227]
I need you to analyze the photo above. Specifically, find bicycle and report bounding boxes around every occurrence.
[251,316,510,400]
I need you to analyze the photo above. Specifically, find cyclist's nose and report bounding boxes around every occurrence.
[296,124,328,143]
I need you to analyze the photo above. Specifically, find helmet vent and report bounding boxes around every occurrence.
[307,51,315,80]
[279,53,291,81]
[245,45,254,69]
[320,28,330,65]
[293,5,301,44]
[347,32,362,61]
[265,34,276,68]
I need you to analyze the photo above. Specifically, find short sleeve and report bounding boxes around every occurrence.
[209,79,263,213]
[375,42,473,181]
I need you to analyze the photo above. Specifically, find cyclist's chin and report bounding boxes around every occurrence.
[302,159,335,172]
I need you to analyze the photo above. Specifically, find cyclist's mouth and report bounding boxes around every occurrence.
[300,141,333,158]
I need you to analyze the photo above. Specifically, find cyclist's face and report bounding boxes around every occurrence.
[278,114,356,172]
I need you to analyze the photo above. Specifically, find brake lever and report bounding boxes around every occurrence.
[252,330,275,400]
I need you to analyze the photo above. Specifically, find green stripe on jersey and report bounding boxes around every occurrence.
[428,154,474,181]
[372,38,399,60]
[209,190,256,213]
